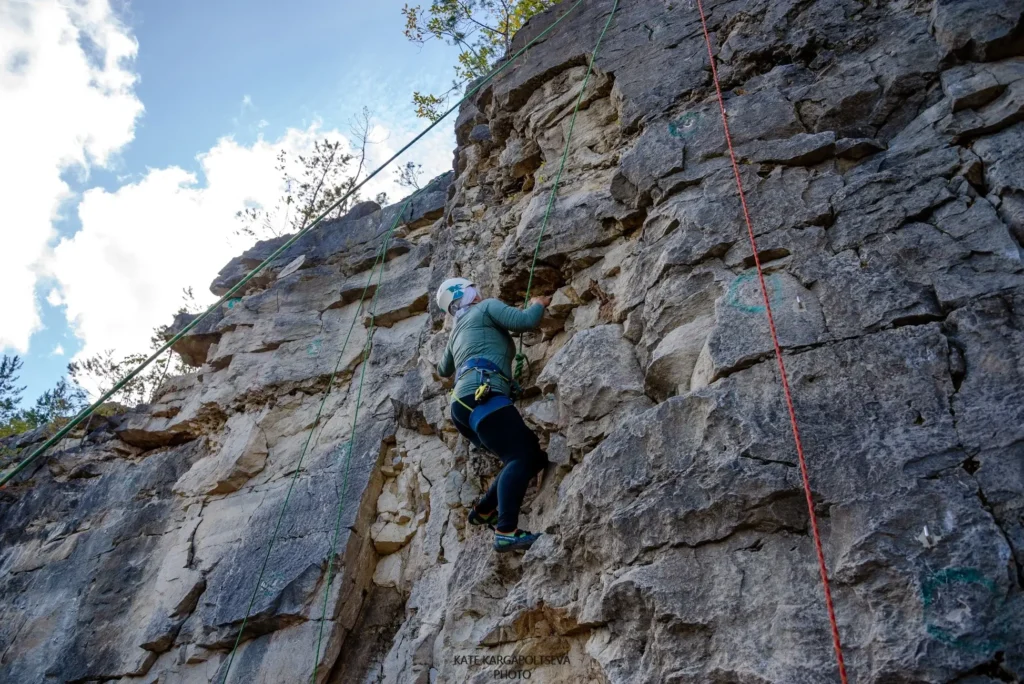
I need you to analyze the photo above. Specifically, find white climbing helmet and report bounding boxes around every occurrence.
[436,277,474,314]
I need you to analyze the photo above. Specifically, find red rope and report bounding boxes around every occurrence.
[693,1,849,681]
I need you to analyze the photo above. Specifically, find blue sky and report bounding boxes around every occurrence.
[119,0,457,170]
[2,0,462,406]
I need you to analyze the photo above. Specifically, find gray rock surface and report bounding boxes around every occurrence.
[3,1,1024,682]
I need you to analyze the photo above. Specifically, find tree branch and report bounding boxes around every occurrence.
[456,0,501,35]
[303,143,338,228]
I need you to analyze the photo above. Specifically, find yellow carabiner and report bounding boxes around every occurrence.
[474,383,490,402]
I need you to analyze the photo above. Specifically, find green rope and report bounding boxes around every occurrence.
[218,195,416,684]
[514,0,620,383]
[309,201,398,681]
[0,0,587,489]
[316,6,624,671]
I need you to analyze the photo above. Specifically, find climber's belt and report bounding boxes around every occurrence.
[455,357,510,384]
[451,357,518,432]
[455,357,519,401]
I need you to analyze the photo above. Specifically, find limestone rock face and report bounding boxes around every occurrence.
[3,1,1024,683]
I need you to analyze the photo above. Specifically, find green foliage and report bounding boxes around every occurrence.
[0,355,26,425]
[0,286,202,444]
[22,378,87,427]
[411,92,447,122]
[0,357,88,440]
[68,286,202,411]
[0,414,37,441]
[69,350,160,409]
[402,0,558,119]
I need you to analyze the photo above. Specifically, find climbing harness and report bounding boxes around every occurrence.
[0,0,852,681]
[450,357,520,433]
[693,0,849,680]
[456,357,514,387]
[513,0,620,384]
[451,357,513,405]
[0,0,589,490]
[220,3,596,682]
[0,0,851,681]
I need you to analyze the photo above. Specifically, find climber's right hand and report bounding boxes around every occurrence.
[530,295,552,308]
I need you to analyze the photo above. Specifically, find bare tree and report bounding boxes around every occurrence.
[235,107,387,241]
[395,161,423,190]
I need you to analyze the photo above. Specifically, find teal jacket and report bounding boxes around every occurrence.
[437,299,544,399]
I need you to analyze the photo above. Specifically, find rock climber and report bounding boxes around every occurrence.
[434,276,551,553]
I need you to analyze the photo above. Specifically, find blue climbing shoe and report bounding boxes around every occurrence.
[468,506,498,528]
[493,529,541,553]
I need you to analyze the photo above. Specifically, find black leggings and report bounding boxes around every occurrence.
[451,395,548,532]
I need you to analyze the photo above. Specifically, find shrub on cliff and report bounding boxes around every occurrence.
[402,0,559,119]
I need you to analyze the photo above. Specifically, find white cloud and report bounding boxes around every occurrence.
[52,344,64,356]
[48,120,452,361]
[50,134,288,359]
[2,0,454,365]
[0,0,142,353]
[356,113,453,203]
